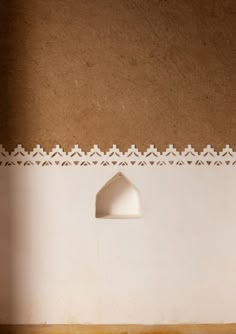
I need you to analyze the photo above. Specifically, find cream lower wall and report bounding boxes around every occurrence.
[0,166,236,324]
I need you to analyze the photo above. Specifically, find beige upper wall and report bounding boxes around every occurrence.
[0,0,235,151]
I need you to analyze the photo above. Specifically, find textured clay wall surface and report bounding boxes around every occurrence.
[0,0,235,151]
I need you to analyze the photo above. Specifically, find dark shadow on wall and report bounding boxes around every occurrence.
[0,0,27,149]
[0,0,27,323]
[0,169,12,324]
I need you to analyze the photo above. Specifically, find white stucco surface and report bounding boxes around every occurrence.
[0,166,236,324]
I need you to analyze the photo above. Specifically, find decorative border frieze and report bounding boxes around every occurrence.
[0,145,235,166]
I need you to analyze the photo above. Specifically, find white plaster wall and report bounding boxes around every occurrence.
[0,166,236,324]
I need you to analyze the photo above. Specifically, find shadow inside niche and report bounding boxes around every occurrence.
[96,173,142,219]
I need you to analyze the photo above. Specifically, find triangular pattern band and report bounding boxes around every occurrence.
[0,145,235,167]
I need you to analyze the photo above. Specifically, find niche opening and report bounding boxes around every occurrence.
[95,173,141,219]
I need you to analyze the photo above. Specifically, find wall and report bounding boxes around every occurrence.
[0,0,235,151]
[0,165,236,324]
[0,0,235,326]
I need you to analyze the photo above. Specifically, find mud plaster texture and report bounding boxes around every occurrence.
[0,0,235,152]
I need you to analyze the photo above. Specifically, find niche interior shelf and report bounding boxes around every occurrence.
[95,172,141,219]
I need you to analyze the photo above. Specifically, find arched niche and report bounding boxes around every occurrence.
[95,172,141,219]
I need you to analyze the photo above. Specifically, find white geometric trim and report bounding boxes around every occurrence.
[0,144,235,167]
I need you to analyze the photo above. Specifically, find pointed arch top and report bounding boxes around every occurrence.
[95,172,141,219]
